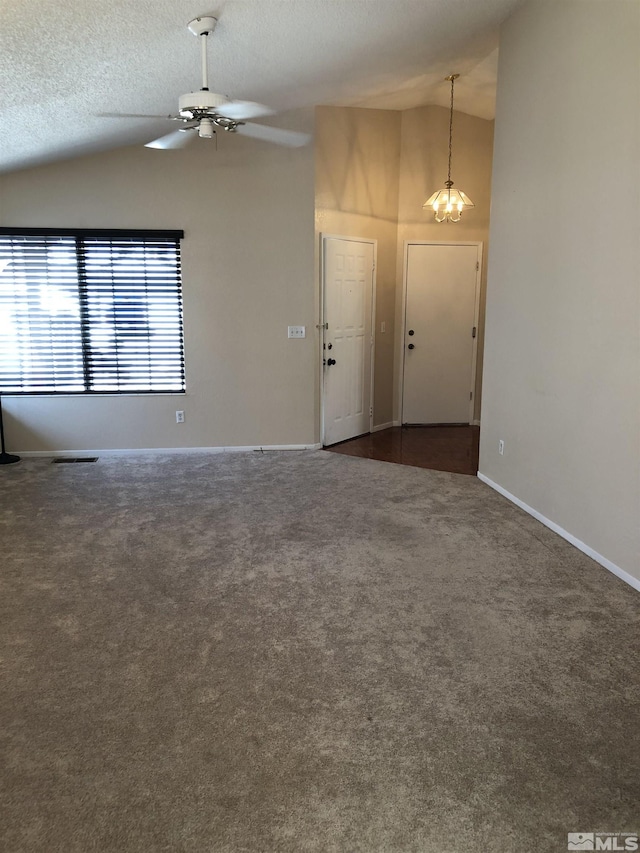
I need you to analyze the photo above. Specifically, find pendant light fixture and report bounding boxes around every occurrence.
[424,74,474,223]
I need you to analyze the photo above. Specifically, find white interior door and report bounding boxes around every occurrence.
[402,243,480,425]
[322,237,374,446]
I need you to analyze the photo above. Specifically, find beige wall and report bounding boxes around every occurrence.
[315,106,401,427]
[479,1,640,579]
[396,105,494,421]
[0,114,317,451]
[315,104,494,427]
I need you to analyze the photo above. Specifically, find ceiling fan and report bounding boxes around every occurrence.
[115,16,311,150]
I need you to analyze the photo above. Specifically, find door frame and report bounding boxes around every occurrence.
[319,233,377,446]
[399,240,483,426]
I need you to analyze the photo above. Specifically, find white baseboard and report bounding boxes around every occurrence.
[477,472,640,593]
[16,443,322,457]
[372,421,399,433]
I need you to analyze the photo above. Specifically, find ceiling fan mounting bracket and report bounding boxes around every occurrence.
[187,16,217,38]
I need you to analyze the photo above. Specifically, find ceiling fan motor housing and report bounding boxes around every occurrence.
[178,90,229,118]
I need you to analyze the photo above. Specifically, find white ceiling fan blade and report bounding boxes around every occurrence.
[99,113,175,120]
[219,101,275,121]
[145,128,196,150]
[235,123,311,147]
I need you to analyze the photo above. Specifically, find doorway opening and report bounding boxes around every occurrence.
[323,239,483,475]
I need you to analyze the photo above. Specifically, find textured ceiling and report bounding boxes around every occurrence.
[0,0,523,174]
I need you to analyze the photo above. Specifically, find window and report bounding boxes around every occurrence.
[0,228,185,394]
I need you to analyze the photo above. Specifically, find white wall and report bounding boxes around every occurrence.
[0,114,317,450]
[479,1,640,580]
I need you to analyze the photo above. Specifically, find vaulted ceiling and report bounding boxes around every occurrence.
[0,0,524,174]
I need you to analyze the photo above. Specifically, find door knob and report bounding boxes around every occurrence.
[408,329,415,336]
[408,343,415,350]
[327,358,336,366]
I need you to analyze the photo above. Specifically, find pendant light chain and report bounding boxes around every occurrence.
[447,74,455,186]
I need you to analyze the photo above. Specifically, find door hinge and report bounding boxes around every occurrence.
[476,261,479,271]
[470,391,473,401]
[316,322,328,330]
[472,326,477,338]
[370,406,373,418]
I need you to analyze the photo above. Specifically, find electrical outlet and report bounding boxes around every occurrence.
[288,325,306,338]
[498,439,504,456]
[176,410,185,424]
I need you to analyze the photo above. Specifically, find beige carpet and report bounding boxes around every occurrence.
[1,451,638,852]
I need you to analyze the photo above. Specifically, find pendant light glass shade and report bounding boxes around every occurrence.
[425,74,474,223]
[423,183,474,223]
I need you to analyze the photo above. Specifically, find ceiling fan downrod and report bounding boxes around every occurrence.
[187,16,217,90]
[181,16,230,136]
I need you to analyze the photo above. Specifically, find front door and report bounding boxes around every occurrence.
[322,237,375,446]
[402,243,480,425]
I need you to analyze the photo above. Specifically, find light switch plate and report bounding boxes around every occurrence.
[288,326,306,338]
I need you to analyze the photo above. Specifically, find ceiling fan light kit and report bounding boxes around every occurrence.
[139,14,310,151]
[424,74,475,223]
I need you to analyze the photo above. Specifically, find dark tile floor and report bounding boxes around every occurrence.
[324,425,480,475]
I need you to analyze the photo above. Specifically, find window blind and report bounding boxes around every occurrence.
[0,228,185,394]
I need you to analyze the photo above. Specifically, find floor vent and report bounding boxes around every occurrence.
[52,457,99,464]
